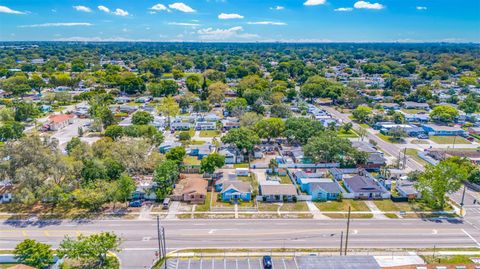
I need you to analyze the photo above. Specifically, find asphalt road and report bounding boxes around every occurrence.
[1,218,479,268]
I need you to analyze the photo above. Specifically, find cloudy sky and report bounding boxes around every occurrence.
[0,0,479,42]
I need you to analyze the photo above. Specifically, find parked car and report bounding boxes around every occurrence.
[129,200,143,207]
[162,198,171,209]
[467,136,475,142]
[417,134,429,139]
[262,256,272,269]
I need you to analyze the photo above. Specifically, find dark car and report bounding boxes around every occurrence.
[262,256,272,269]
[417,134,429,139]
[129,200,142,207]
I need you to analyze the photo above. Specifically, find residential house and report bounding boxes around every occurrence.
[403,113,430,123]
[379,103,400,110]
[171,120,192,130]
[351,141,386,171]
[307,180,344,201]
[218,148,244,164]
[260,184,297,202]
[0,184,13,203]
[375,122,426,137]
[187,144,212,160]
[195,121,216,130]
[175,176,208,204]
[221,119,240,130]
[329,168,362,181]
[396,179,421,199]
[422,124,466,136]
[47,114,75,131]
[220,181,252,202]
[468,127,480,135]
[159,141,182,153]
[343,175,390,199]
[402,101,430,111]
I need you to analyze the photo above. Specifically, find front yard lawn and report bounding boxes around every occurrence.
[430,136,471,144]
[338,130,358,138]
[377,133,403,144]
[233,163,249,168]
[401,108,427,114]
[373,199,452,213]
[404,148,429,166]
[422,255,477,264]
[279,175,293,184]
[183,156,201,165]
[199,130,220,137]
[280,202,309,212]
[257,202,281,212]
[315,200,369,212]
[195,192,211,212]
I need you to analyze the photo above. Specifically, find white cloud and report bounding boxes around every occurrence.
[98,6,110,13]
[354,1,384,10]
[169,3,195,13]
[270,6,285,10]
[19,22,93,28]
[151,4,168,11]
[334,7,353,12]
[73,5,91,12]
[303,0,326,6]
[113,8,129,16]
[416,6,427,10]
[168,22,200,27]
[247,21,286,26]
[0,5,27,14]
[197,26,258,40]
[218,13,244,19]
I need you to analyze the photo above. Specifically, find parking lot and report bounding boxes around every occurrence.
[165,257,299,269]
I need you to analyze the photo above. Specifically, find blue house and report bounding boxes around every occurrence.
[220,181,252,202]
[307,181,344,201]
[422,124,466,136]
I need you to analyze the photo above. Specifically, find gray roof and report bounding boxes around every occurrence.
[344,176,385,193]
[260,184,297,196]
[310,182,343,194]
[296,256,380,269]
[221,181,251,194]
[396,180,419,195]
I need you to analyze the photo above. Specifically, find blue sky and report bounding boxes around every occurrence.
[0,0,479,42]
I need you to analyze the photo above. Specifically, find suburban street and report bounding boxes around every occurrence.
[321,106,425,171]
[0,218,479,268]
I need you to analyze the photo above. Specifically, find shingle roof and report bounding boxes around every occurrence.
[221,181,251,193]
[344,176,384,193]
[260,184,297,196]
[310,182,343,194]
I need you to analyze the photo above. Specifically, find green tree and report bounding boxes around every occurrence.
[185,74,202,93]
[270,104,291,118]
[149,80,179,97]
[119,74,146,94]
[284,117,324,145]
[225,98,248,116]
[157,96,179,128]
[352,105,372,123]
[132,111,154,125]
[254,118,285,141]
[66,137,82,155]
[58,232,121,268]
[166,146,186,164]
[115,173,135,204]
[415,157,469,209]
[154,160,179,199]
[200,153,225,174]
[459,93,479,114]
[303,131,363,164]
[14,239,54,268]
[221,127,260,153]
[430,105,459,123]
[392,78,412,93]
[388,126,407,141]
[0,121,24,142]
[104,125,124,140]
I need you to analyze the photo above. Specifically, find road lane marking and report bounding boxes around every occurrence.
[353,229,358,235]
[22,231,27,236]
[432,229,437,235]
[44,231,50,237]
[462,229,480,247]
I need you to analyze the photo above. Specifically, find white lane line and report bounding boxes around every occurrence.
[294,257,300,269]
[462,229,480,247]
[282,258,287,269]
[432,229,437,235]
[212,258,215,269]
[187,258,191,269]
[200,258,203,269]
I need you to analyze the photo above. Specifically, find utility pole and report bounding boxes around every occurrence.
[403,147,407,169]
[460,184,467,216]
[344,206,351,256]
[156,215,163,260]
[339,231,343,256]
[452,135,457,150]
[162,226,167,269]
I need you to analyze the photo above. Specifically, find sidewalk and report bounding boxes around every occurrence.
[306,201,328,219]
[365,201,388,219]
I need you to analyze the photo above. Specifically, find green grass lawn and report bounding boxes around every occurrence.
[183,156,201,165]
[430,136,471,144]
[323,213,373,219]
[411,139,430,144]
[199,130,220,137]
[422,255,477,264]
[401,108,427,114]
[377,133,403,144]
[315,200,369,212]
[257,202,281,212]
[404,148,429,166]
[189,140,206,145]
[233,163,249,168]
[374,199,452,213]
[338,130,359,138]
[280,202,309,211]
[279,175,293,184]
